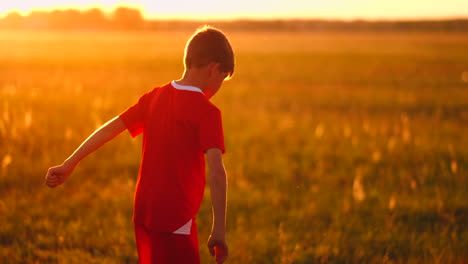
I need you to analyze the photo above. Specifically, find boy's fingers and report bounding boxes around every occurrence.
[45,174,61,188]
[216,241,228,253]
[208,244,215,256]
[45,176,55,184]
[47,179,59,186]
[46,174,57,181]
[46,178,58,186]
[219,245,229,263]
[209,241,228,263]
[219,244,229,258]
[220,242,228,252]
[45,169,60,187]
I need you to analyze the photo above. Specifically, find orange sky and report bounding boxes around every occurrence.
[1,0,468,20]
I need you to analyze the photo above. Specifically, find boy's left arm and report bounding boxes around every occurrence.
[206,148,228,264]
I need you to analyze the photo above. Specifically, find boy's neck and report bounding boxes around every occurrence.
[175,69,208,92]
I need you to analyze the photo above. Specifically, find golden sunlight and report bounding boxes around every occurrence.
[1,0,467,20]
[0,1,142,18]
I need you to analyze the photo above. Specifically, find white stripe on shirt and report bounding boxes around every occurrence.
[171,81,204,94]
[173,219,192,235]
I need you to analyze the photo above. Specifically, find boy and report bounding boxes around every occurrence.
[45,25,234,264]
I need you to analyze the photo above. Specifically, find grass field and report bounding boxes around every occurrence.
[0,29,467,263]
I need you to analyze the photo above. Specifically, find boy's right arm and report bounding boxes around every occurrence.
[45,116,127,188]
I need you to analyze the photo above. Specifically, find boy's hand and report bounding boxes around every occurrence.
[207,233,228,264]
[45,163,74,188]
[43,116,126,189]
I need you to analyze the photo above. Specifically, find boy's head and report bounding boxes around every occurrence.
[184,25,234,77]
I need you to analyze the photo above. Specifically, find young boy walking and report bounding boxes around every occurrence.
[45,25,234,264]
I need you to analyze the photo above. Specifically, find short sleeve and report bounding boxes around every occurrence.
[119,91,151,137]
[199,107,225,154]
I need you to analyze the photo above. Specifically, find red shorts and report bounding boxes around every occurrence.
[134,219,200,264]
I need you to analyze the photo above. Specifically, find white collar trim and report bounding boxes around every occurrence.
[171,81,204,94]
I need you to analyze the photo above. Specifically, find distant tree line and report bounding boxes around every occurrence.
[155,19,468,32]
[0,7,143,30]
[1,7,467,32]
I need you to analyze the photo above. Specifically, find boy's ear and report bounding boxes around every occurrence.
[207,62,221,76]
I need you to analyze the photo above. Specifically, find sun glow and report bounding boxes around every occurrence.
[0,1,143,18]
[0,0,467,20]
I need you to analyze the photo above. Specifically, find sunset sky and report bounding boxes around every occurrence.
[1,0,467,20]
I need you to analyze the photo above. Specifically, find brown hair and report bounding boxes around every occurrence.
[184,25,235,77]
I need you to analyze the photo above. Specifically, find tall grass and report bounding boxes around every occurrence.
[0,29,467,263]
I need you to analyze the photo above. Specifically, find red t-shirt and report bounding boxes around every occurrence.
[119,81,225,232]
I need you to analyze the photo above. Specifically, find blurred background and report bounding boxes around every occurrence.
[0,1,467,263]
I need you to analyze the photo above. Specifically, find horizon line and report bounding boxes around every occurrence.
[1,6,467,22]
